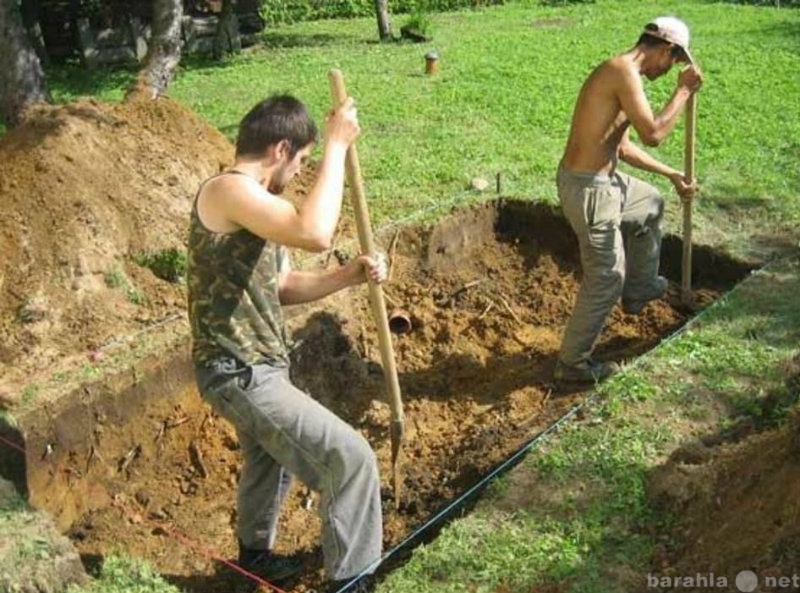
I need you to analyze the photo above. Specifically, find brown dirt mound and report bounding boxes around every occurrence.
[0,96,235,392]
[648,353,800,592]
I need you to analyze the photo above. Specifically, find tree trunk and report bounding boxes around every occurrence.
[129,0,183,100]
[20,0,48,64]
[374,0,392,42]
[0,0,51,128]
[213,0,240,61]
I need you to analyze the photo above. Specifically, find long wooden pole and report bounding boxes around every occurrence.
[681,93,697,307]
[328,69,406,503]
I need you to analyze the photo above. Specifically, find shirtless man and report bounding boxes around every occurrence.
[554,16,703,384]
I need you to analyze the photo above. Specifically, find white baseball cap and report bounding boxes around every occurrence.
[643,16,694,64]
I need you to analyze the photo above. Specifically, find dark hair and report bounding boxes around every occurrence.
[235,95,319,159]
[637,32,687,61]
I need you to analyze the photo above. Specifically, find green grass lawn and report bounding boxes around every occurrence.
[43,0,800,231]
[4,1,798,592]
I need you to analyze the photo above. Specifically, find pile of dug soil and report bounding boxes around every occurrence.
[0,96,320,404]
[648,354,800,592]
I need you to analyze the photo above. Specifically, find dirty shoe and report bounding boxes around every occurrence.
[554,359,619,384]
[327,575,373,593]
[622,276,669,315]
[236,543,303,584]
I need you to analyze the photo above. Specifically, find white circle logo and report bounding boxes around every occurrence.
[736,570,758,592]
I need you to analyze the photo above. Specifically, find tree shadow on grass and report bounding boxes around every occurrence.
[763,18,800,54]
[260,31,371,49]
[45,62,138,99]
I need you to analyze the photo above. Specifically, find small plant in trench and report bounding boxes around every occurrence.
[133,248,187,283]
[103,266,126,289]
[67,554,180,593]
[21,384,40,405]
[104,265,147,305]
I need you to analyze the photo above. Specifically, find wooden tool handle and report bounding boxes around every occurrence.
[684,94,697,181]
[328,69,405,429]
[681,93,697,305]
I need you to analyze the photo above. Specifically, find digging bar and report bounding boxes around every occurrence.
[328,69,406,504]
[681,93,697,307]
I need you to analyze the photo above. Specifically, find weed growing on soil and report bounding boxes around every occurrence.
[104,266,147,305]
[68,555,179,593]
[133,248,187,284]
[21,384,40,405]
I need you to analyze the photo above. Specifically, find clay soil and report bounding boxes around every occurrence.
[0,97,754,593]
[647,354,800,593]
[0,95,232,401]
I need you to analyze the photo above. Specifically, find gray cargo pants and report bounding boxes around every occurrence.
[557,167,665,367]
[195,359,382,580]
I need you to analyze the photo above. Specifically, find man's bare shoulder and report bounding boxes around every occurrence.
[203,172,266,202]
[591,54,635,84]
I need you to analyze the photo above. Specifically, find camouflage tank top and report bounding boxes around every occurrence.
[187,175,290,367]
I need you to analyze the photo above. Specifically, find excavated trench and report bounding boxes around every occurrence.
[0,199,754,593]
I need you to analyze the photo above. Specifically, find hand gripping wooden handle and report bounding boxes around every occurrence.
[328,69,406,469]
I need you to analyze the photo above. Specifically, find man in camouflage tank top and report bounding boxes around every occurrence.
[188,95,386,593]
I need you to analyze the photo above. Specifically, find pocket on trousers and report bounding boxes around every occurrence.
[236,365,254,391]
[586,187,620,229]
[208,378,255,435]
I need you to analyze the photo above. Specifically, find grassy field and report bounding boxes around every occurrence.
[43,0,800,233]
[4,1,798,592]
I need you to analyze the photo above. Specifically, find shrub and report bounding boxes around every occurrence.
[403,10,433,36]
[134,248,187,284]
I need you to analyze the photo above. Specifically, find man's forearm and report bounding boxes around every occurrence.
[650,87,692,145]
[297,142,348,247]
[620,140,680,178]
[278,267,358,306]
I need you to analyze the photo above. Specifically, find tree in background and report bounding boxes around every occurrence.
[0,0,51,128]
[374,0,392,41]
[214,0,241,60]
[129,0,183,98]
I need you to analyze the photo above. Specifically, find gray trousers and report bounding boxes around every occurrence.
[557,167,665,367]
[195,359,382,580]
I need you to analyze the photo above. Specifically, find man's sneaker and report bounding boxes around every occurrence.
[236,544,304,584]
[622,276,669,315]
[554,359,619,384]
[327,575,373,593]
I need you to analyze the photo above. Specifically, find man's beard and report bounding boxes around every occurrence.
[267,180,285,194]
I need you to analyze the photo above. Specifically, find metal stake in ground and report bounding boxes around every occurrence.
[328,69,406,505]
[681,93,697,307]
